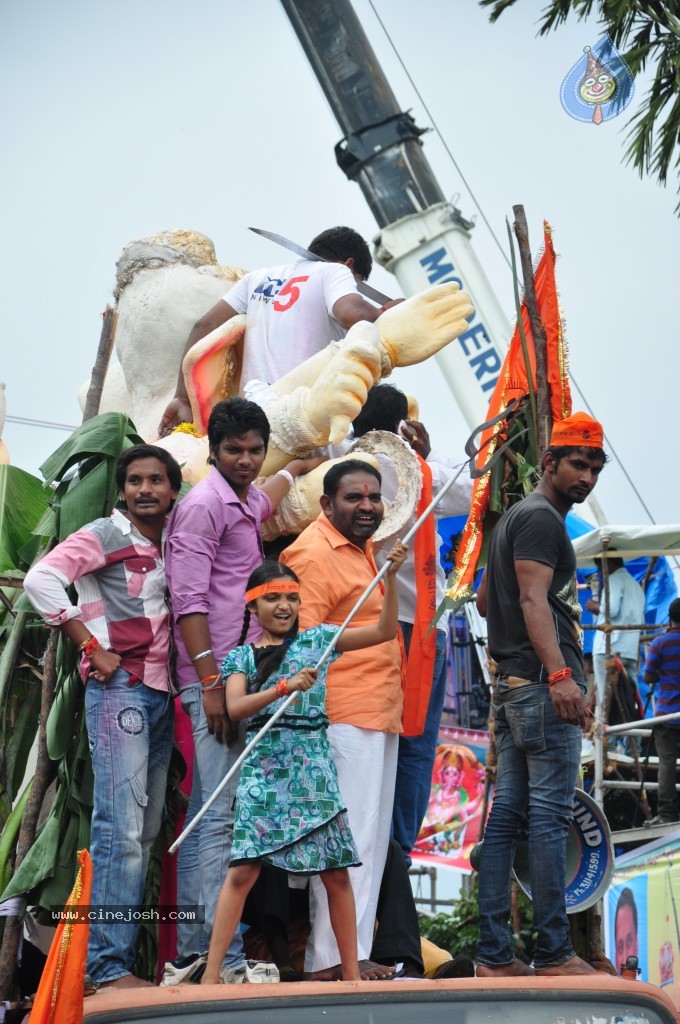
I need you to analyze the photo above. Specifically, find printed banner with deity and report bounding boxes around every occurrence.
[411,726,490,872]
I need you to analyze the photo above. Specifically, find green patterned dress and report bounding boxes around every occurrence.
[222,624,360,874]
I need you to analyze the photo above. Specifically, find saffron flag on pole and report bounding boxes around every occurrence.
[446,222,571,604]
[30,848,92,1024]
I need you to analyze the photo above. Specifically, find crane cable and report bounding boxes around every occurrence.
[366,0,662,532]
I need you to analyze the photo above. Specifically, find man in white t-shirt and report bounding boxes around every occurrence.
[586,558,646,702]
[159,226,383,436]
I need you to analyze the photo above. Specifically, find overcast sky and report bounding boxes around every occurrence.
[2,0,678,543]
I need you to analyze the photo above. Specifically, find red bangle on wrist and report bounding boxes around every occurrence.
[274,680,289,698]
[548,667,573,686]
[79,635,100,659]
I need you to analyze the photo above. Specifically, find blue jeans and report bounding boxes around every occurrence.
[85,670,174,983]
[176,684,244,966]
[392,623,448,862]
[477,678,582,969]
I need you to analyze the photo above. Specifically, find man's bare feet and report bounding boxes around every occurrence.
[97,974,154,990]
[535,955,597,976]
[476,958,535,977]
[358,960,397,980]
[304,959,396,982]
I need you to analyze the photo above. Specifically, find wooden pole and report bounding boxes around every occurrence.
[82,306,116,423]
[512,206,552,457]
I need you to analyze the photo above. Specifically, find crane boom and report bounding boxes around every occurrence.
[281,0,510,428]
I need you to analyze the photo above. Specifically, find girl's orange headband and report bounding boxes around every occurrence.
[245,580,300,603]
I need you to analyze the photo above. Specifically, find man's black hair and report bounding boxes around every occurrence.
[615,886,638,931]
[308,226,372,281]
[669,598,680,625]
[207,398,270,461]
[323,459,381,500]
[115,444,182,493]
[353,384,408,438]
[542,444,609,471]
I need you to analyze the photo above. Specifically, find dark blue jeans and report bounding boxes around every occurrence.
[85,670,174,983]
[392,622,448,861]
[477,677,581,969]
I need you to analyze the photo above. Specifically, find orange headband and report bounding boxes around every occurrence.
[245,580,300,603]
[550,412,604,449]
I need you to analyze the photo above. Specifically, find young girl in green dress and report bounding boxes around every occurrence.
[202,540,407,984]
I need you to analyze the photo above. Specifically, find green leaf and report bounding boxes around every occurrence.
[39,413,143,486]
[0,466,50,575]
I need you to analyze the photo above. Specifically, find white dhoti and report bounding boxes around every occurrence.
[304,724,399,972]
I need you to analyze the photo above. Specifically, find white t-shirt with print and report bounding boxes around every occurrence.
[224,258,359,389]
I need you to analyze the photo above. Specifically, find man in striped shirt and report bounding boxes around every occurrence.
[24,444,182,990]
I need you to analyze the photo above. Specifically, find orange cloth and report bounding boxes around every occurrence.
[31,848,93,1024]
[550,412,603,448]
[280,513,403,733]
[448,222,571,602]
[401,454,437,737]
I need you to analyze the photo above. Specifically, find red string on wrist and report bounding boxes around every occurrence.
[79,635,100,659]
[548,667,573,686]
[274,680,289,698]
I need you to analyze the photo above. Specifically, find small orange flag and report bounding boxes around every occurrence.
[30,848,93,1024]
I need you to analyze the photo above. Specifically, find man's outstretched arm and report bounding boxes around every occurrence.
[158,299,238,436]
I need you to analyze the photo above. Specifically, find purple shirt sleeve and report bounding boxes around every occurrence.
[166,501,224,618]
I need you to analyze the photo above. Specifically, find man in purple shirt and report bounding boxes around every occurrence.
[165,397,309,983]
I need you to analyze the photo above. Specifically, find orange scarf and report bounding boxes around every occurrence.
[401,454,437,736]
[31,849,93,1024]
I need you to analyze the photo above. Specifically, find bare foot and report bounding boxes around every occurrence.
[588,950,618,976]
[535,955,596,976]
[476,958,535,977]
[97,974,154,990]
[304,960,396,982]
[358,960,396,980]
[304,965,342,982]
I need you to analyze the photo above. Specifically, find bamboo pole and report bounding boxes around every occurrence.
[82,307,116,423]
[512,206,552,457]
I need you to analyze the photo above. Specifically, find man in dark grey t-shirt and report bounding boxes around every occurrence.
[475,413,607,978]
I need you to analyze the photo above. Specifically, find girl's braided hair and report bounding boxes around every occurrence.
[238,561,300,692]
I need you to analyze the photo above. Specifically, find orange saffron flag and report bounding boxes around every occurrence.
[30,848,93,1024]
[401,454,437,737]
[447,222,571,603]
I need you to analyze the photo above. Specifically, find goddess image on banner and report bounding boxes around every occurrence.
[412,728,489,871]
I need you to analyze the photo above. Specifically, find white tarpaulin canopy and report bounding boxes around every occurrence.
[572,524,680,562]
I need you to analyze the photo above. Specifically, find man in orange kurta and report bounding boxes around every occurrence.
[280,459,403,978]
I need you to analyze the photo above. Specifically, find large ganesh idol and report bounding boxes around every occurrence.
[83,230,474,538]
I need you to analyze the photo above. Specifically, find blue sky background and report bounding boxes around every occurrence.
[1,0,677,542]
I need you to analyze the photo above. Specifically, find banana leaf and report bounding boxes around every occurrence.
[39,413,142,486]
[38,413,143,540]
[0,466,50,574]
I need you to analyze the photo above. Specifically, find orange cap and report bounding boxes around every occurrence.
[550,412,604,449]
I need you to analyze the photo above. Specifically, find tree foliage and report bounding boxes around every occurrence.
[480,0,680,211]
